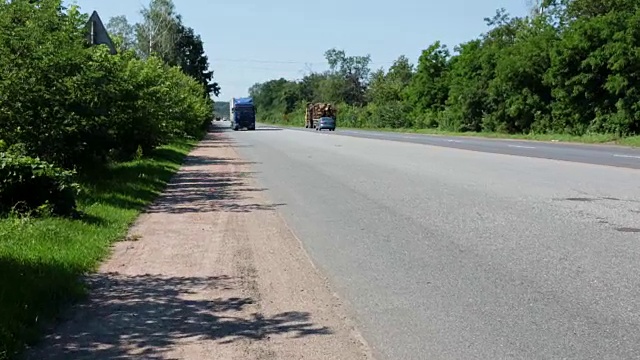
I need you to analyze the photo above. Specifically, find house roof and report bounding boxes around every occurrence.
[87,11,117,54]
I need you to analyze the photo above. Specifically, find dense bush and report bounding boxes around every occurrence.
[250,1,640,138]
[0,0,216,217]
[0,153,79,216]
[0,0,214,170]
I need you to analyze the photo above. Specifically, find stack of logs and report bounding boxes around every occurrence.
[307,102,337,118]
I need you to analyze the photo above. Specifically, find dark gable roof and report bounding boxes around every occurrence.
[86,11,117,54]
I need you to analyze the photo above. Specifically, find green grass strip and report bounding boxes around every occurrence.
[0,139,196,359]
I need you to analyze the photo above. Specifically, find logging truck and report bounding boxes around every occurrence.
[305,102,337,129]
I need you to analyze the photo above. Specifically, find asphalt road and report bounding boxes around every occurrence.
[223,122,640,359]
[255,123,640,169]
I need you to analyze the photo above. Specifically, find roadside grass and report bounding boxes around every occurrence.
[0,139,196,360]
[260,119,640,148]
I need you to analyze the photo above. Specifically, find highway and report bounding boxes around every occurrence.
[261,123,640,169]
[225,122,640,359]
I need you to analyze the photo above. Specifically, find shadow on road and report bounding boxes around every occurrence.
[8,127,296,359]
[26,272,331,360]
[199,143,254,148]
[144,166,285,214]
[75,126,278,215]
[83,145,196,212]
[207,124,229,133]
[208,123,283,132]
[143,132,285,214]
[197,132,253,149]
[0,257,86,359]
[185,156,260,167]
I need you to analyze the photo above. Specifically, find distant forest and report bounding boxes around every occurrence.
[214,101,230,118]
[249,2,640,139]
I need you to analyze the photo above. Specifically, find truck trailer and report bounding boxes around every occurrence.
[230,97,256,131]
[305,102,337,129]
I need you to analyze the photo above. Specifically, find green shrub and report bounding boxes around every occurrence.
[0,1,214,169]
[0,153,79,216]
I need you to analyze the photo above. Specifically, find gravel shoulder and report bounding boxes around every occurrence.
[26,130,373,360]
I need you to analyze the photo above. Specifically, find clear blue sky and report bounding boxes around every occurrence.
[67,0,529,100]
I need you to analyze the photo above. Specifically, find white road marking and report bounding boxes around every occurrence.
[508,145,536,149]
[446,139,462,143]
[613,154,640,159]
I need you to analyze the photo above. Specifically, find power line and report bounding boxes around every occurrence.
[214,64,308,72]
[210,57,397,66]
[212,58,321,65]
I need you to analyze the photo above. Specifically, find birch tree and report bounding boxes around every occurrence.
[135,0,180,63]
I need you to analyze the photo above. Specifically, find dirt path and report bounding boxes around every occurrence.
[26,130,374,360]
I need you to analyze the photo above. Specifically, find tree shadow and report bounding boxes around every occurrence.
[207,123,283,133]
[25,272,332,360]
[0,257,86,360]
[76,140,266,214]
[78,147,192,212]
[195,140,245,148]
[73,212,108,226]
[194,136,253,149]
[207,124,230,134]
[184,155,260,167]
[198,144,254,148]
[144,169,285,214]
[3,129,294,359]
[143,155,284,214]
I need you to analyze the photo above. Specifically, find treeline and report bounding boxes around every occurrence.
[250,0,640,138]
[0,0,217,216]
[214,101,230,119]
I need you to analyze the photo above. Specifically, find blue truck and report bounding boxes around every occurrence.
[230,97,256,131]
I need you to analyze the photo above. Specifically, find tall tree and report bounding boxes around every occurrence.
[106,15,135,53]
[298,72,328,102]
[547,0,640,135]
[174,23,220,96]
[135,0,180,63]
[367,55,414,105]
[405,42,450,114]
[324,48,372,106]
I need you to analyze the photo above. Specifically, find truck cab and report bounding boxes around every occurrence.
[230,97,256,131]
